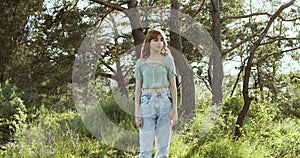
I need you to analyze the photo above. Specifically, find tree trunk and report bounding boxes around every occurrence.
[271,62,277,102]
[257,63,264,101]
[111,14,128,97]
[91,0,144,96]
[234,0,295,140]
[210,0,223,105]
[90,0,144,59]
[230,63,244,97]
[126,0,145,59]
[170,0,195,118]
[115,60,128,97]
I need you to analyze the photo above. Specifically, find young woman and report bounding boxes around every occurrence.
[134,28,178,158]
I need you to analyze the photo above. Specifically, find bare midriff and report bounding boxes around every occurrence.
[142,87,169,92]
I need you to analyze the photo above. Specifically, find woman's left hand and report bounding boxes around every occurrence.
[169,110,178,127]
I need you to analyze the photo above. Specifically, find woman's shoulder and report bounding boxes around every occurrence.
[136,58,146,66]
[164,54,174,63]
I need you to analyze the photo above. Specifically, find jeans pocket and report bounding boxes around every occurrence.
[164,92,172,104]
[141,95,150,105]
[167,93,172,103]
[161,93,172,112]
[141,95,152,116]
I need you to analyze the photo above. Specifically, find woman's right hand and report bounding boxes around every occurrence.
[134,80,143,128]
[135,115,143,128]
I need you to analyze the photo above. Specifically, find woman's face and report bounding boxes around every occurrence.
[150,35,163,51]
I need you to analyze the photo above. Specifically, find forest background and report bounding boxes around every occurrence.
[0,0,299,157]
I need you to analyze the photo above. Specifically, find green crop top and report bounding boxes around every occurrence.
[134,54,177,89]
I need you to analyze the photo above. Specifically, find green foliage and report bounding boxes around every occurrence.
[2,107,138,157]
[241,102,300,158]
[1,92,300,157]
[0,0,44,82]
[196,138,269,158]
[279,98,300,119]
[1,0,299,157]
[169,96,299,158]
[223,95,244,115]
[278,73,300,118]
[102,103,136,130]
[0,82,27,145]
[0,0,96,113]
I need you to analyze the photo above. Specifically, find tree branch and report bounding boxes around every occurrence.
[260,36,299,45]
[223,34,257,57]
[98,73,116,80]
[222,12,299,23]
[99,59,116,74]
[222,12,271,22]
[280,46,300,54]
[210,0,218,12]
[281,16,300,21]
[149,0,159,6]
[124,66,134,78]
[254,46,299,64]
[192,0,206,19]
[252,0,295,50]
[90,0,125,11]
[230,57,248,97]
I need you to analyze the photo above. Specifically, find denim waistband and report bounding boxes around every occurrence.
[141,89,170,95]
[142,89,170,94]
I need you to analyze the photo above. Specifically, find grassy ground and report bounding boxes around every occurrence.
[1,97,299,158]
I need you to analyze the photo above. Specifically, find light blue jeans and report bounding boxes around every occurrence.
[139,90,172,158]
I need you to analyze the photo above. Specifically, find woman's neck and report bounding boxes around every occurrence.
[150,49,161,56]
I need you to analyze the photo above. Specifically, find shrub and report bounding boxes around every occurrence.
[0,82,27,145]
[2,97,139,157]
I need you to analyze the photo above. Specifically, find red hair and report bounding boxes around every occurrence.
[141,28,169,59]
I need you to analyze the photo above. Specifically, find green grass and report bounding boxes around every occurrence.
[1,96,299,158]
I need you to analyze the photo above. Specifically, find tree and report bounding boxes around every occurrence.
[0,0,99,111]
[90,0,145,58]
[234,0,296,140]
[210,0,224,106]
[90,0,198,118]
[170,0,196,118]
[0,0,44,83]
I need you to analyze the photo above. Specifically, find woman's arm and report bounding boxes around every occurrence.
[169,76,178,127]
[169,76,177,113]
[135,80,143,128]
[135,80,142,111]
